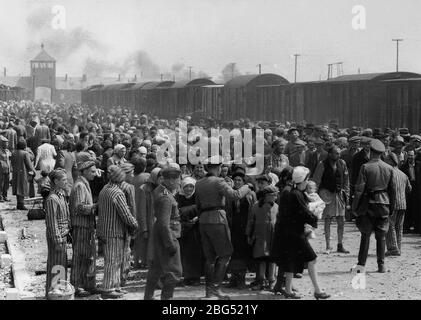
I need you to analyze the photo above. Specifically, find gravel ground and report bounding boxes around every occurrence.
[1,196,421,300]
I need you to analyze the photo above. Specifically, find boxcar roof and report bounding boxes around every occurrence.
[327,72,421,82]
[101,83,136,91]
[141,81,175,90]
[170,78,215,89]
[224,74,289,88]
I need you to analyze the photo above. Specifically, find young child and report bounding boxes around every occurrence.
[35,170,51,209]
[304,180,325,239]
[246,185,279,291]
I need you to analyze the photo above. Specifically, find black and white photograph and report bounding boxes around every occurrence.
[0,0,420,304]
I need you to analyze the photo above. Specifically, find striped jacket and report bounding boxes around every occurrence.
[45,189,70,245]
[69,176,96,228]
[97,182,138,239]
[121,181,136,217]
[393,168,412,210]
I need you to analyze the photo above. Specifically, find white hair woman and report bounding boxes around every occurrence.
[275,166,330,300]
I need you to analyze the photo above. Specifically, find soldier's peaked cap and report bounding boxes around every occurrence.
[161,166,181,179]
[370,139,385,153]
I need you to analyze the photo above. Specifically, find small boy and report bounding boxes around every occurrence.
[304,180,325,239]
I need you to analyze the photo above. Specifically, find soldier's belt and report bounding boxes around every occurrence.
[200,206,225,213]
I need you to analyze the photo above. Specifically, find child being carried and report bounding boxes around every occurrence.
[304,180,325,239]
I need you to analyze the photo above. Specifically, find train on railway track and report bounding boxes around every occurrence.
[81,71,421,132]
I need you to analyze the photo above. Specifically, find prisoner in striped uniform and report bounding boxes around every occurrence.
[97,165,138,299]
[386,153,412,256]
[45,169,70,299]
[120,162,136,286]
[69,160,99,297]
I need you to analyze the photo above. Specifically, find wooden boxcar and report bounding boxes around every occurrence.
[139,81,174,116]
[201,85,224,120]
[257,72,421,131]
[222,74,289,121]
[161,78,215,118]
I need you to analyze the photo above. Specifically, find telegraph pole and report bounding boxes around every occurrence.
[392,39,403,72]
[188,66,193,80]
[257,64,261,74]
[160,74,163,81]
[293,54,300,83]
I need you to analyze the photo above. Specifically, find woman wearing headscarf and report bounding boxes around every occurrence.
[274,166,330,299]
[226,170,256,289]
[11,139,35,210]
[176,177,204,286]
[137,167,163,268]
[45,169,71,299]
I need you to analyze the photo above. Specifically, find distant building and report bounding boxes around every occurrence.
[0,44,133,104]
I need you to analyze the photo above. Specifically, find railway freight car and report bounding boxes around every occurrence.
[222,74,289,121]
[138,81,174,115]
[201,84,224,120]
[160,78,215,118]
[257,72,421,131]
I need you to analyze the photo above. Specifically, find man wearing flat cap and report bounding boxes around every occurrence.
[195,156,252,300]
[352,139,396,273]
[306,138,328,178]
[144,166,182,300]
[69,161,99,297]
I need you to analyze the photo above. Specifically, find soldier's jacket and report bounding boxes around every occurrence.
[195,174,250,224]
[352,158,397,217]
[152,184,181,250]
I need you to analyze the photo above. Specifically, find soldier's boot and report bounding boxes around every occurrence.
[144,281,157,300]
[203,263,217,299]
[161,286,175,300]
[212,257,231,300]
[376,233,386,273]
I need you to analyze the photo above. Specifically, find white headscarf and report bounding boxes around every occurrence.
[179,176,196,198]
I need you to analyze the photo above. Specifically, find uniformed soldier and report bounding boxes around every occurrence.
[352,139,396,273]
[144,166,182,300]
[195,155,251,300]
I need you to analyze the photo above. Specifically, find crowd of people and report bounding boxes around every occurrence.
[0,99,420,300]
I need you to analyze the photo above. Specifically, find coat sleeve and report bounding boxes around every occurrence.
[312,161,324,187]
[352,165,367,213]
[138,187,148,233]
[113,192,138,230]
[45,197,64,245]
[24,152,34,173]
[388,169,397,214]
[154,194,176,250]
[294,191,318,228]
[245,204,257,237]
[72,184,95,215]
[342,160,350,203]
[219,179,250,200]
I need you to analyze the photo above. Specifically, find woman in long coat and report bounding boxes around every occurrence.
[137,168,162,267]
[226,171,256,289]
[175,177,204,286]
[11,139,35,210]
[274,166,330,300]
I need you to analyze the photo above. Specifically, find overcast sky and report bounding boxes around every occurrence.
[1,0,421,82]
